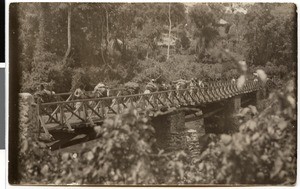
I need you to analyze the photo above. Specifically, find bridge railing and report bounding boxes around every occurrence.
[37,80,261,131]
[50,88,126,101]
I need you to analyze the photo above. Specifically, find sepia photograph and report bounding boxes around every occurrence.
[8,2,297,186]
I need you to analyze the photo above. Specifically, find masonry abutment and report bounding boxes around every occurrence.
[151,111,187,152]
[19,93,39,140]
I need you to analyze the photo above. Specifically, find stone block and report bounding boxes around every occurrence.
[151,111,187,152]
[19,93,39,140]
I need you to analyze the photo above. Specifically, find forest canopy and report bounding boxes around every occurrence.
[12,3,296,93]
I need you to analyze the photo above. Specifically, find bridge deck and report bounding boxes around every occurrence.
[37,81,261,133]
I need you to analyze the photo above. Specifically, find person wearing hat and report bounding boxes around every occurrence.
[93,82,108,98]
[72,85,87,117]
[34,84,56,103]
[74,87,84,99]
[175,78,188,90]
[145,79,159,92]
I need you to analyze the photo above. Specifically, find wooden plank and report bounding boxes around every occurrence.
[84,102,104,120]
[64,104,85,122]
[41,107,61,124]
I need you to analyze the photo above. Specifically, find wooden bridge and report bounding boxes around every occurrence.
[36,80,263,137]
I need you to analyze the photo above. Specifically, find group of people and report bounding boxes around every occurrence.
[35,74,264,103]
[72,78,207,99]
[74,82,109,100]
[34,84,56,103]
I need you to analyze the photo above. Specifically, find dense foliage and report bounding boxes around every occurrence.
[14,3,296,92]
[184,80,296,185]
[19,109,187,184]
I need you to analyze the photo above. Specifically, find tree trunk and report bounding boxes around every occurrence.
[105,7,109,47]
[63,4,71,62]
[167,4,172,60]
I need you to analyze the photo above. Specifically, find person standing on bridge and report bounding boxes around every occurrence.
[93,82,110,116]
[144,79,159,93]
[174,78,188,90]
[73,86,86,117]
[93,82,109,98]
[197,78,205,88]
[74,86,85,99]
[34,84,56,103]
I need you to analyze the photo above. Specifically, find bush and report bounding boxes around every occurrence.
[18,109,186,185]
[186,79,296,185]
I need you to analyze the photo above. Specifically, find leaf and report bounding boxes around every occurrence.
[286,80,294,93]
[239,124,246,132]
[278,121,287,130]
[94,126,102,134]
[106,139,114,153]
[251,133,260,141]
[105,119,115,127]
[123,124,131,132]
[177,162,184,178]
[268,126,275,135]
[72,153,78,159]
[40,164,49,176]
[256,69,267,83]
[83,166,93,175]
[247,120,257,131]
[287,95,295,109]
[206,163,211,171]
[237,75,246,89]
[61,153,69,161]
[220,134,232,145]
[245,135,251,144]
[237,107,250,117]
[261,155,268,161]
[257,172,264,179]
[279,170,287,179]
[248,105,258,115]
[238,60,247,72]
[20,140,28,154]
[271,157,283,179]
[85,151,94,161]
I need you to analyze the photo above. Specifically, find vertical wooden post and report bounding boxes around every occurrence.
[82,101,87,121]
[60,103,64,125]
[36,98,41,136]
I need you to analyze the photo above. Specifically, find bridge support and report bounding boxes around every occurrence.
[19,93,39,140]
[151,111,187,152]
[224,95,241,132]
[19,93,54,142]
[255,89,267,110]
[202,96,241,134]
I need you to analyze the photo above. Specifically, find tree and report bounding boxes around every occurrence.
[167,4,172,59]
[244,4,296,66]
[63,3,72,62]
[189,4,226,61]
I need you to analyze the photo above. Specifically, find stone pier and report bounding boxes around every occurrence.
[19,93,39,140]
[223,95,241,132]
[151,110,187,152]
